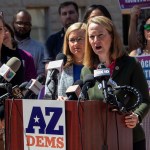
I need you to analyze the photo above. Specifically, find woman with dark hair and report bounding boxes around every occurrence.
[83,4,112,23]
[130,16,150,56]
[0,15,24,150]
[0,16,24,94]
[130,16,150,150]
[3,23,37,81]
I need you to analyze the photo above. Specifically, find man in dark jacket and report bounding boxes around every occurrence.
[44,1,79,69]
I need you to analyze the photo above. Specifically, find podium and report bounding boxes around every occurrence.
[5,99,132,150]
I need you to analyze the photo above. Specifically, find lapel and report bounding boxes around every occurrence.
[112,55,128,79]
[66,65,74,85]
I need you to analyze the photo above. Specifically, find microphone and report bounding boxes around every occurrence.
[79,74,95,100]
[47,53,67,73]
[0,84,24,104]
[45,53,67,99]
[66,80,83,100]
[24,74,46,99]
[11,85,24,99]
[94,63,110,102]
[0,57,21,82]
[94,65,142,113]
[19,81,28,91]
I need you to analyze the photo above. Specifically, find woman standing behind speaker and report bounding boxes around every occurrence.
[3,23,37,81]
[57,22,86,100]
[0,14,24,150]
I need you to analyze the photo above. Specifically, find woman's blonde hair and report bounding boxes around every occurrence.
[84,16,127,68]
[63,22,87,68]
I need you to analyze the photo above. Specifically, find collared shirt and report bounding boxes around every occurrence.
[16,37,45,75]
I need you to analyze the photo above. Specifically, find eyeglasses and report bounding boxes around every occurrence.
[144,24,150,31]
[68,37,85,43]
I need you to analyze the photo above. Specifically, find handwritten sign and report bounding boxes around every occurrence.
[136,55,150,92]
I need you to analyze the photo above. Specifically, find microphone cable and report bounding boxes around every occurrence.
[7,98,14,150]
[114,112,120,150]
[113,85,142,113]
[77,97,84,150]
[102,103,108,150]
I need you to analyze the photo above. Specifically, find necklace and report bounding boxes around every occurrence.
[74,58,83,64]
[77,58,83,63]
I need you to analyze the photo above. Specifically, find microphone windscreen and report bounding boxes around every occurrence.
[97,63,106,69]
[83,74,94,84]
[36,74,46,85]
[83,74,95,88]
[19,81,28,90]
[73,79,83,87]
[6,57,21,72]
[56,53,67,65]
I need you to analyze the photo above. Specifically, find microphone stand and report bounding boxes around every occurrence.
[102,83,108,150]
[100,80,108,150]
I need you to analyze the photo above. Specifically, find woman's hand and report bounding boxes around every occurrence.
[125,112,139,128]
[130,5,141,21]
[57,96,68,101]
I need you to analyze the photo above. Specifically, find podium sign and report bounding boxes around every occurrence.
[5,99,66,150]
[5,99,132,150]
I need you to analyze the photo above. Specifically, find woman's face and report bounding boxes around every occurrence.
[68,29,85,59]
[0,20,4,47]
[3,27,12,47]
[88,9,104,22]
[144,18,150,42]
[88,22,112,62]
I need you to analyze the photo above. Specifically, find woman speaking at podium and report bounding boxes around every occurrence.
[81,16,150,150]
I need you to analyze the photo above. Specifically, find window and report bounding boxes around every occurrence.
[27,8,48,43]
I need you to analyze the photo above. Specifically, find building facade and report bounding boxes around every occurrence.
[0,0,149,46]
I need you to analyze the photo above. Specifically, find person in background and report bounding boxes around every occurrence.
[57,22,86,100]
[81,16,150,150]
[46,22,86,100]
[0,16,24,92]
[3,23,37,81]
[130,16,150,56]
[129,16,150,150]
[12,9,45,76]
[0,15,24,149]
[43,1,79,70]
[83,4,112,23]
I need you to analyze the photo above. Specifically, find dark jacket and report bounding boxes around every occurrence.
[81,55,150,143]
[44,28,65,62]
[0,45,24,95]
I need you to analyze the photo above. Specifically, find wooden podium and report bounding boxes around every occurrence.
[5,99,132,150]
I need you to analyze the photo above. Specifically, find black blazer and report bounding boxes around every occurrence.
[44,28,65,62]
[81,55,150,143]
[0,44,24,95]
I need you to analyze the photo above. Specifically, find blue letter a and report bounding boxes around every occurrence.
[26,107,46,134]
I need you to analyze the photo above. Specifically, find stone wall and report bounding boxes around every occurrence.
[0,0,123,37]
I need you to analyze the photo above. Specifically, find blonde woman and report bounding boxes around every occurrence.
[58,22,86,100]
